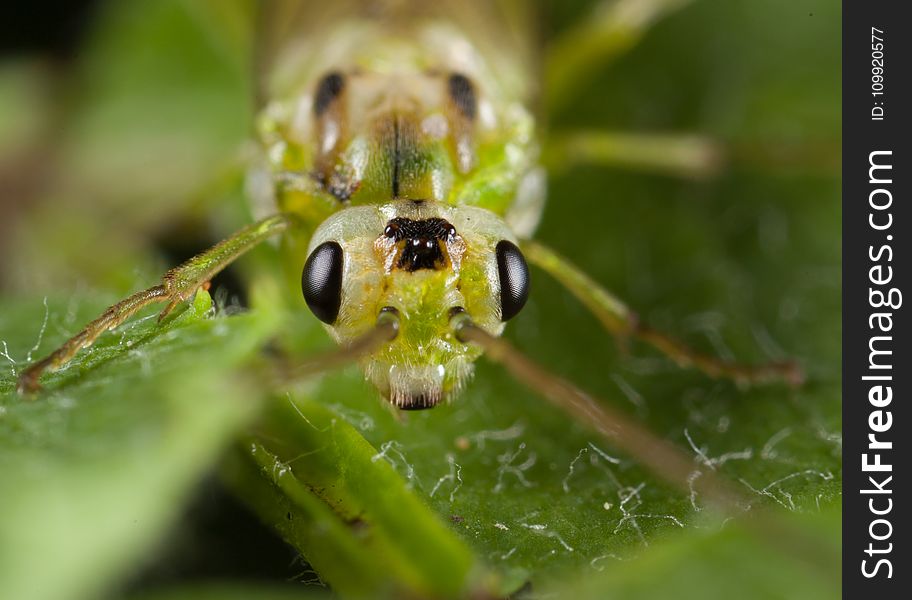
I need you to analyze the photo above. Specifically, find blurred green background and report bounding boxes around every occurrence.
[0,1,840,599]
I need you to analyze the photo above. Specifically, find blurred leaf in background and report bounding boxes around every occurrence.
[0,0,840,599]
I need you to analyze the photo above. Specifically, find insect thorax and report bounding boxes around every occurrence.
[253,6,542,230]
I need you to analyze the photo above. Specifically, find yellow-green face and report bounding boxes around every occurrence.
[301,200,528,409]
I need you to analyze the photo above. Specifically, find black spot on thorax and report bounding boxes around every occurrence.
[314,72,345,116]
[448,73,477,120]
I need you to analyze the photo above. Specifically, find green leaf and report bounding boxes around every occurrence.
[1,0,840,597]
[0,290,280,600]
[543,508,841,600]
[224,398,485,599]
[129,583,330,600]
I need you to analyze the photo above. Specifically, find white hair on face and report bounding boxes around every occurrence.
[367,358,475,409]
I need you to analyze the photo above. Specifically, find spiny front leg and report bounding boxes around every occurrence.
[17,214,293,395]
[521,239,804,387]
[16,286,170,394]
[156,214,292,319]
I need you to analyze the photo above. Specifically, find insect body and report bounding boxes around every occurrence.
[17,2,800,454]
[253,4,542,408]
[19,3,548,406]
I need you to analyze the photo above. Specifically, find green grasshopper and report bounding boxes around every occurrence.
[16,0,800,498]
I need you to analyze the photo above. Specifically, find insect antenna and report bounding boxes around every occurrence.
[275,310,400,384]
[451,314,746,515]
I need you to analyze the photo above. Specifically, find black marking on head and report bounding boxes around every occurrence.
[302,241,344,324]
[384,217,456,241]
[384,217,457,272]
[314,72,345,116]
[392,116,401,198]
[495,240,529,321]
[380,114,420,199]
[448,73,477,120]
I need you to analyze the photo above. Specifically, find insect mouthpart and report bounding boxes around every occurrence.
[395,392,443,411]
[367,312,477,412]
[383,362,453,410]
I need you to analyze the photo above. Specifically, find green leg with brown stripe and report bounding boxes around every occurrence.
[522,239,805,387]
[17,213,294,395]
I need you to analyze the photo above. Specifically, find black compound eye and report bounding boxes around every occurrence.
[495,240,529,321]
[302,241,344,324]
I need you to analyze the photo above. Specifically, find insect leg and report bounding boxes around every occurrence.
[453,316,743,512]
[156,214,294,319]
[17,213,294,395]
[545,0,694,115]
[521,239,804,386]
[271,309,400,387]
[544,130,723,179]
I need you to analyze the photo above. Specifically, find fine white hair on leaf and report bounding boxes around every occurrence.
[613,482,647,545]
[520,522,575,553]
[739,478,788,510]
[371,440,421,489]
[561,442,622,493]
[562,447,589,493]
[287,394,330,432]
[328,403,375,431]
[492,442,536,493]
[814,422,843,453]
[683,428,753,470]
[683,428,713,468]
[589,553,624,571]
[620,514,685,529]
[430,453,463,502]
[760,427,793,460]
[0,341,17,376]
[2,296,53,376]
[25,297,49,363]
[688,470,704,512]
[738,471,834,512]
[587,442,623,465]
[612,482,686,546]
[270,456,292,482]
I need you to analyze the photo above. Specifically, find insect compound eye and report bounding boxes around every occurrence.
[495,240,529,321]
[302,241,344,324]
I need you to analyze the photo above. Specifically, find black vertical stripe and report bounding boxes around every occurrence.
[392,115,401,198]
